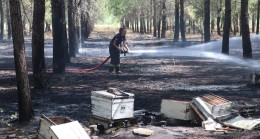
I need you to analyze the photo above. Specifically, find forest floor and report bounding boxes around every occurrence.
[1,30,260,139]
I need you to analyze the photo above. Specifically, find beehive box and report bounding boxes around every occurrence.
[192,94,232,120]
[160,99,198,120]
[91,90,134,120]
[37,115,90,139]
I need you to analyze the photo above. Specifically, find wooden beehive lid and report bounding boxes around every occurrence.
[200,94,230,106]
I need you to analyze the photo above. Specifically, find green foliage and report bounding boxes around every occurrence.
[96,0,120,24]
[45,0,52,23]
[107,0,138,18]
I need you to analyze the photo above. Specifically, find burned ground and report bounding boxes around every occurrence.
[0,33,260,138]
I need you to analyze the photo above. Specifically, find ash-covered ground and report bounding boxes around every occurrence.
[1,33,260,138]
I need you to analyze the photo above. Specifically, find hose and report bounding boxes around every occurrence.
[66,56,111,73]
[0,56,111,73]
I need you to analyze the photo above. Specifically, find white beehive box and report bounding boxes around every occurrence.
[91,90,134,120]
[37,115,90,139]
[200,94,232,119]
[160,99,198,120]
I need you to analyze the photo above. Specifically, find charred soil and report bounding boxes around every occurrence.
[0,32,260,138]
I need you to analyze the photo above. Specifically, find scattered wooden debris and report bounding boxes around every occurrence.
[132,128,153,136]
[37,115,91,139]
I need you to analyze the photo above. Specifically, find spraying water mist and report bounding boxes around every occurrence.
[76,35,260,70]
[129,35,260,70]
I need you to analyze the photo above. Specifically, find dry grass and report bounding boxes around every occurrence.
[94,24,120,34]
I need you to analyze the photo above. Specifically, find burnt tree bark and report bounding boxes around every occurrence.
[161,0,167,38]
[80,11,86,46]
[68,0,77,57]
[0,0,3,40]
[174,0,179,42]
[232,0,238,36]
[241,0,252,58]
[150,0,152,33]
[180,0,186,42]
[9,0,34,122]
[157,18,161,38]
[32,0,47,89]
[63,1,70,63]
[257,0,260,34]
[75,0,80,53]
[204,0,210,42]
[140,11,144,34]
[217,0,222,36]
[52,0,66,73]
[153,0,157,37]
[157,0,162,38]
[222,0,231,55]
[6,0,11,39]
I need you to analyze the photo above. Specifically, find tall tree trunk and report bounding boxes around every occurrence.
[83,12,91,40]
[136,16,139,33]
[222,0,231,55]
[125,19,129,28]
[252,10,256,33]
[192,21,196,34]
[158,19,161,38]
[121,18,125,27]
[0,0,3,40]
[161,0,167,38]
[81,11,86,46]
[134,16,137,32]
[257,0,260,34]
[187,20,191,33]
[157,0,162,39]
[52,0,66,74]
[143,16,146,33]
[131,20,134,32]
[75,0,80,53]
[45,21,51,32]
[153,0,157,37]
[68,0,76,57]
[180,0,186,42]
[140,14,144,34]
[211,18,215,33]
[6,0,11,39]
[6,0,12,39]
[9,0,34,122]
[234,13,239,35]
[241,0,252,58]
[147,16,149,33]
[204,0,210,42]
[217,0,222,36]
[174,0,179,42]
[150,0,152,33]
[63,0,69,63]
[32,0,47,89]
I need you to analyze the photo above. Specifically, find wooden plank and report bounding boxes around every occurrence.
[190,103,207,121]
[132,128,153,136]
[50,121,91,139]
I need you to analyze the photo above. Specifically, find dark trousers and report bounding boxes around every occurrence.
[109,49,120,67]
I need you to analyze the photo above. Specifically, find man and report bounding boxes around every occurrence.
[109,27,129,74]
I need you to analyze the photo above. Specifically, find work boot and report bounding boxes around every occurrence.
[116,67,122,74]
[108,67,114,73]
